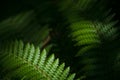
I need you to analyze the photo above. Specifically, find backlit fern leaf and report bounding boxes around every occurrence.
[69,14,119,79]
[0,40,76,80]
[70,20,118,56]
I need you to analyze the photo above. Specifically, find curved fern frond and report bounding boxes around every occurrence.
[59,0,97,12]
[0,11,34,37]
[70,20,118,56]
[0,40,76,80]
[0,10,50,46]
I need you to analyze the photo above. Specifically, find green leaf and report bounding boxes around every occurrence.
[0,40,76,80]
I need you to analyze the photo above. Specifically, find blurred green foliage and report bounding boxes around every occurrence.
[0,0,120,80]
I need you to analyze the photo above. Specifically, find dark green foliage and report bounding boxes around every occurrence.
[0,11,50,46]
[0,0,120,80]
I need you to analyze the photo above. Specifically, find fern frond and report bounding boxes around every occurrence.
[0,11,50,46]
[59,0,97,11]
[70,20,118,56]
[0,40,76,80]
[69,18,119,79]
[0,11,33,37]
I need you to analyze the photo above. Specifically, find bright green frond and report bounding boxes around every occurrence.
[0,40,76,80]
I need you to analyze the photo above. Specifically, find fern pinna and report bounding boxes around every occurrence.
[0,40,75,80]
